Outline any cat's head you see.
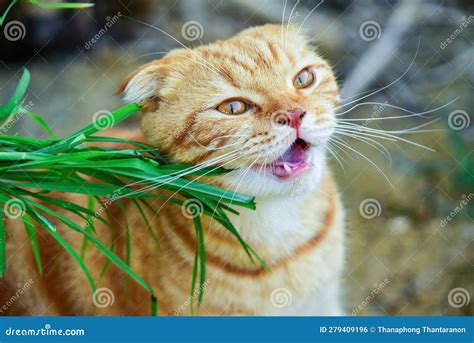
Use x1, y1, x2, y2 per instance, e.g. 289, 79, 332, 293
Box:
118, 24, 339, 197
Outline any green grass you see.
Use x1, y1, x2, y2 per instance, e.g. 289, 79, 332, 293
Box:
0, 69, 266, 315
1, 1, 94, 26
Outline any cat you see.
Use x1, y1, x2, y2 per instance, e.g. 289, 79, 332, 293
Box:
1, 24, 345, 315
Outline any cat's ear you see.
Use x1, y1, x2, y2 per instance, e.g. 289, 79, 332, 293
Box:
117, 62, 166, 111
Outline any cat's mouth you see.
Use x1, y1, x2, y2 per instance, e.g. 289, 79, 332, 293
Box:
257, 138, 312, 179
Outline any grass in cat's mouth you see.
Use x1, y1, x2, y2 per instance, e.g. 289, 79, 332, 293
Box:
260, 138, 312, 179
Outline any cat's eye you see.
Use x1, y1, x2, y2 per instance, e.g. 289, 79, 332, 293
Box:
216, 99, 248, 115
293, 68, 315, 89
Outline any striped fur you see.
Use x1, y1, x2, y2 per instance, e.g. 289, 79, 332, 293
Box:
2, 25, 345, 315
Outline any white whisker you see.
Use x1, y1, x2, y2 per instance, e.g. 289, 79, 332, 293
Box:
337, 37, 421, 110
336, 98, 458, 118
330, 136, 395, 190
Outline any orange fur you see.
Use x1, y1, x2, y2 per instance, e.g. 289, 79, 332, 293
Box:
2, 24, 344, 316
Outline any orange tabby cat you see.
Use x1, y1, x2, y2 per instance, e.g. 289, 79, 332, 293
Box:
2, 24, 344, 315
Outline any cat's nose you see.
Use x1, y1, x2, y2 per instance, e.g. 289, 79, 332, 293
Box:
286, 108, 306, 129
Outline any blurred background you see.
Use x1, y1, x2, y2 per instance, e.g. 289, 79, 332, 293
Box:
0, 0, 472, 315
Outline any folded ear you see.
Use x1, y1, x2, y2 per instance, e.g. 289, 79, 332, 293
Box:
117, 61, 165, 111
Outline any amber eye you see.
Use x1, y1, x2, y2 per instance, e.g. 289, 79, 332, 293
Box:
293, 68, 315, 89
216, 99, 248, 115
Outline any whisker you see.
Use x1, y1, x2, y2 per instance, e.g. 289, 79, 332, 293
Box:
335, 124, 435, 151
297, 0, 324, 33
285, 0, 300, 46
330, 136, 395, 190
281, 0, 288, 26
338, 117, 442, 135
125, 148, 252, 198
119, 148, 243, 192
187, 132, 249, 151
337, 37, 421, 110
336, 98, 458, 118
333, 129, 392, 163
326, 141, 347, 175
123, 15, 224, 77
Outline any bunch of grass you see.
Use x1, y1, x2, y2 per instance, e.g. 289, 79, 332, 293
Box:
0, 69, 264, 314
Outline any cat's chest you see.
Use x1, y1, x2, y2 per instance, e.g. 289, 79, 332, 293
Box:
217, 191, 345, 315
232, 195, 310, 249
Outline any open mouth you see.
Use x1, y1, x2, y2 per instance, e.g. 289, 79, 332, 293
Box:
260, 138, 312, 179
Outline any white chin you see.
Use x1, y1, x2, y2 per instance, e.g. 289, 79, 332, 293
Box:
219, 149, 327, 198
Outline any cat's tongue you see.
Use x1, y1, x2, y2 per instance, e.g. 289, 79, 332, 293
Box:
271, 139, 311, 178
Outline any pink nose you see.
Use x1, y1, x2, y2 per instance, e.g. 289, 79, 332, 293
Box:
286, 108, 306, 129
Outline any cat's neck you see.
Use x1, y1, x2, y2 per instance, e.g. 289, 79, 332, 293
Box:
228, 172, 335, 249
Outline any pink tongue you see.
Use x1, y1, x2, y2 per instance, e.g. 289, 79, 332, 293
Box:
276, 143, 306, 164
271, 142, 310, 178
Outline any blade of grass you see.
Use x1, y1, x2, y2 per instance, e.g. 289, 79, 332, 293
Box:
23, 215, 43, 275
80, 195, 96, 259
24, 111, 56, 138
0, 69, 30, 121
28, 0, 94, 9
24, 198, 154, 294
38, 103, 141, 154
193, 216, 206, 306
0, 209, 5, 277
26, 207, 96, 293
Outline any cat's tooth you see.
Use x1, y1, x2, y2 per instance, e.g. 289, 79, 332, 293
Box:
283, 163, 291, 173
